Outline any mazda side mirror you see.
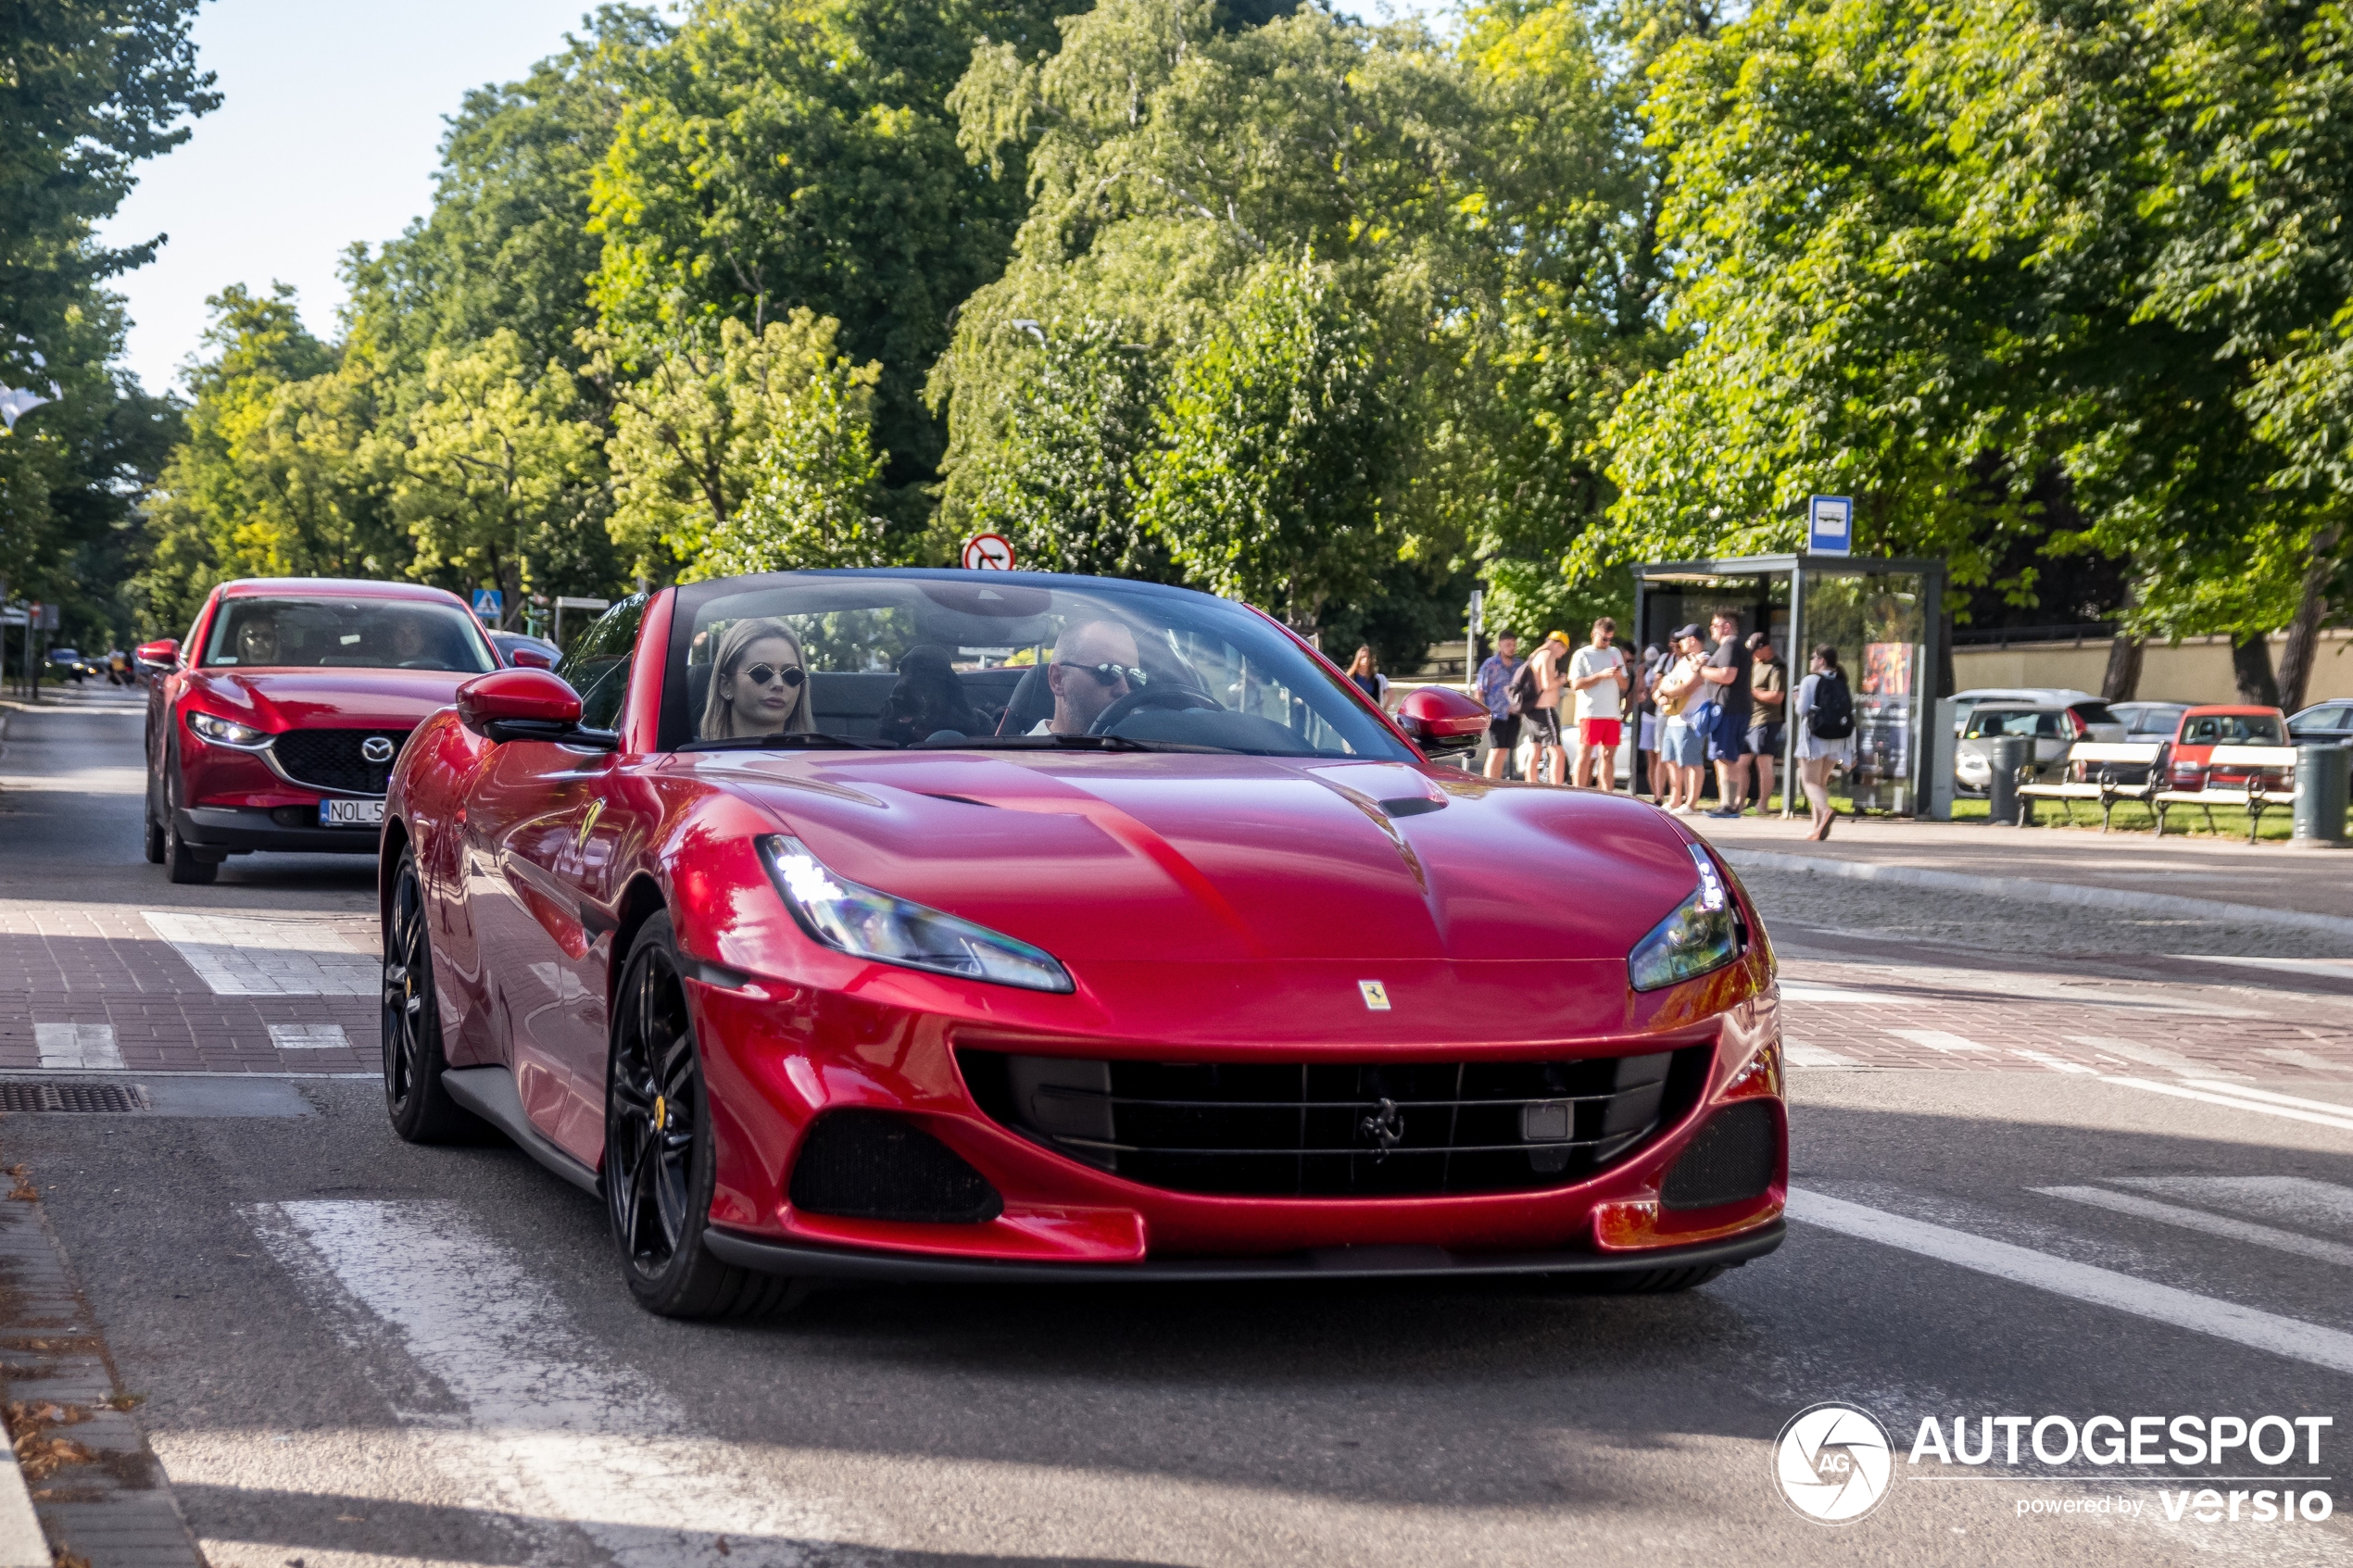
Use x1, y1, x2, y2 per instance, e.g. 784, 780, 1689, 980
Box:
1393, 685, 1490, 757
455, 670, 619, 751
134, 638, 179, 670
507, 646, 555, 670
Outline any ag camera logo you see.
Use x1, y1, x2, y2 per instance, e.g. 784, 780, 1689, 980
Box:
1775, 1402, 1894, 1524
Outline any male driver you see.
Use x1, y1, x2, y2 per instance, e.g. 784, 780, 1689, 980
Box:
1475, 632, 1523, 780
1568, 617, 1629, 790
1696, 611, 1753, 819
1036, 619, 1143, 735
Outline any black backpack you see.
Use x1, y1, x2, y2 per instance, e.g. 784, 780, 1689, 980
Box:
1807, 669, 1854, 739
1506, 657, 1541, 718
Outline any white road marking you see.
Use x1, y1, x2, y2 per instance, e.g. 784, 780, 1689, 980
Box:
1783, 1042, 1862, 1068
1886, 1029, 1988, 1054
2007, 1047, 2095, 1074
266, 1022, 351, 1051
33, 1022, 120, 1071
2064, 1033, 2246, 1078
2101, 1076, 2353, 1133
2033, 1185, 2353, 1268
1778, 982, 1916, 1005
2181, 1080, 2353, 1117
143, 910, 378, 997
2113, 1176, 2353, 1236
2169, 954, 2353, 980
246, 1199, 846, 1565
1786, 1186, 2353, 1375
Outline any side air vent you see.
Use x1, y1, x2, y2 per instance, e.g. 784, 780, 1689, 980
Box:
788, 1110, 1003, 1224
1659, 1101, 1780, 1210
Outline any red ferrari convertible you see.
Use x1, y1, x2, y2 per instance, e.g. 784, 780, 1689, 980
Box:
382, 571, 1785, 1317
140, 579, 500, 884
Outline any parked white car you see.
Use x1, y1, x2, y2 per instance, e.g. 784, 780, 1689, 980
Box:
1952, 687, 2126, 743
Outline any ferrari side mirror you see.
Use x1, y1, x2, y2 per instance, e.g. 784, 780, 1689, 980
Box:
1393, 685, 1490, 757
455, 669, 618, 751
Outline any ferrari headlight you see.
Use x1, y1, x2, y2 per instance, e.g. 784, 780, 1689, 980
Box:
1629, 845, 1740, 992
757, 834, 1074, 993
187, 710, 271, 749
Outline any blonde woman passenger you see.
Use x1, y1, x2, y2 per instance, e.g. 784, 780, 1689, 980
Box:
699, 618, 817, 740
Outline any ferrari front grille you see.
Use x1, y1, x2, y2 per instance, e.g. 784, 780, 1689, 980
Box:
959, 1047, 1712, 1198
789, 1110, 1004, 1224
271, 727, 411, 795
1659, 1100, 1779, 1210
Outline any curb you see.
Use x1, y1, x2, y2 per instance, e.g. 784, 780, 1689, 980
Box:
1719, 847, 2353, 941
0, 1450, 45, 1568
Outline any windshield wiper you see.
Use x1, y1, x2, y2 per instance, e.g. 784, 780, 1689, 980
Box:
913, 733, 1227, 754
679, 733, 896, 752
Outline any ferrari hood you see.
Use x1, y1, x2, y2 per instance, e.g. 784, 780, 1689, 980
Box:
186, 669, 474, 733
693, 751, 1710, 968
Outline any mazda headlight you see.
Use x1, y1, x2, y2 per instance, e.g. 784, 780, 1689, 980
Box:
757, 834, 1073, 993
187, 710, 271, 749
1629, 844, 1740, 992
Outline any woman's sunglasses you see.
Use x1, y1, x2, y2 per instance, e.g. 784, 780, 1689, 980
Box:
737, 663, 806, 689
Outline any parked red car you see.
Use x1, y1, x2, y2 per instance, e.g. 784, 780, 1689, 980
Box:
139, 578, 499, 884
2164, 704, 2293, 793
381, 571, 1786, 1318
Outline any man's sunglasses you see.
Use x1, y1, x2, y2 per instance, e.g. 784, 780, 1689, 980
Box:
736, 662, 806, 688
1055, 661, 1147, 688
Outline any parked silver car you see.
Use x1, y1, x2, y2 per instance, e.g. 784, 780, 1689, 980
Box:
1952, 687, 2127, 743
2288, 700, 2353, 747
1954, 703, 2077, 796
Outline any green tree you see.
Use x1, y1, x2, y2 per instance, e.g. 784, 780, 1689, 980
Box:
588, 0, 1078, 523
1136, 257, 1397, 635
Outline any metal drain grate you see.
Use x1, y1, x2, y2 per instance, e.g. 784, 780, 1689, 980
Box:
0, 1082, 149, 1113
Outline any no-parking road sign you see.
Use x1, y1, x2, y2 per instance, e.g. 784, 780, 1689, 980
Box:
961, 533, 1015, 571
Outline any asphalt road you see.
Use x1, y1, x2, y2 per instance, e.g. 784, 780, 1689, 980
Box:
2, 695, 2348, 1567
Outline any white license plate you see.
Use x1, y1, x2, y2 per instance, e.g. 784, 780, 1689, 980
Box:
321, 798, 385, 827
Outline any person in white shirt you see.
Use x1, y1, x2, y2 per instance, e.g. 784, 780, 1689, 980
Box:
1567, 617, 1629, 791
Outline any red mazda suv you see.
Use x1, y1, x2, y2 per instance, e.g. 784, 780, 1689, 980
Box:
140, 579, 498, 884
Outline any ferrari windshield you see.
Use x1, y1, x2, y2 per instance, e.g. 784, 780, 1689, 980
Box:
202, 597, 496, 673
666, 571, 1413, 759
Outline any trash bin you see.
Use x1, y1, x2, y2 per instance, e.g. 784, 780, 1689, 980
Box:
1987, 734, 2030, 826
2294, 744, 2350, 846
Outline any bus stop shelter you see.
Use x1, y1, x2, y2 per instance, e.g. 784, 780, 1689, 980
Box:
1632, 553, 1946, 817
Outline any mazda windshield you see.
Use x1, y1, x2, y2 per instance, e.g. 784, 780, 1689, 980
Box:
203, 597, 497, 673
665, 571, 1413, 760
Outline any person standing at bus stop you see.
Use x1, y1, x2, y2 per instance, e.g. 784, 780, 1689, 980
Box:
1569, 618, 1629, 791
1697, 611, 1754, 819
1526, 631, 1571, 785
1746, 631, 1786, 814
1475, 632, 1522, 780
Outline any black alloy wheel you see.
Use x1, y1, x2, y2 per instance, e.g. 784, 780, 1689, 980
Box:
382, 848, 479, 1143
160, 760, 215, 885
605, 914, 794, 1319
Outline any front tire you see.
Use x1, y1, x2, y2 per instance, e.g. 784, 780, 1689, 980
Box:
382, 847, 480, 1143
161, 764, 215, 885
605, 914, 793, 1319
143, 809, 165, 865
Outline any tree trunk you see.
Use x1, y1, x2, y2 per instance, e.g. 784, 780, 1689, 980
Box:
2273, 524, 2342, 714
2100, 635, 2144, 702
2231, 633, 2280, 707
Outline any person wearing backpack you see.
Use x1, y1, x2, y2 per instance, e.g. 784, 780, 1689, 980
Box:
1794, 643, 1855, 840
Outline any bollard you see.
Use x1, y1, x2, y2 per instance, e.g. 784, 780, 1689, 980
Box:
2293, 743, 2350, 846
1987, 734, 2029, 825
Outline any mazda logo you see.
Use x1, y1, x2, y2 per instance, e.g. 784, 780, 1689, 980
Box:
361, 736, 396, 764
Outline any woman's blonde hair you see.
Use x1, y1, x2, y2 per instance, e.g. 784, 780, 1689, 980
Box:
699, 617, 815, 739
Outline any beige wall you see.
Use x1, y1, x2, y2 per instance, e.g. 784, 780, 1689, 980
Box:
1953, 628, 2353, 708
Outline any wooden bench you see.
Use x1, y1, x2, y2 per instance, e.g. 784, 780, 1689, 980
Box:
2018, 742, 2164, 831
2153, 744, 2299, 839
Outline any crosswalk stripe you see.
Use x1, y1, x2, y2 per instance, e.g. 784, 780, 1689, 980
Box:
2113, 1175, 2353, 1234
142, 910, 378, 997
2102, 1076, 2353, 1133
1786, 1186, 2353, 1375
2256, 1047, 2351, 1076
1783, 1042, 1862, 1068
246, 1200, 842, 1560
2007, 1047, 2094, 1074
1886, 1029, 1987, 1054
2065, 1034, 2246, 1078
2033, 1185, 2353, 1268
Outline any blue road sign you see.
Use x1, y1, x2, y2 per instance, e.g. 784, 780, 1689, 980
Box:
1807, 495, 1854, 556
472, 588, 503, 621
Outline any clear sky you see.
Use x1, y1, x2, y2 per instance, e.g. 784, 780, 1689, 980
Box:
96, 0, 611, 395
97, 0, 1457, 399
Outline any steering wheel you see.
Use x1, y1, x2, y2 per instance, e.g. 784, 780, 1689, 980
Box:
1089, 686, 1222, 735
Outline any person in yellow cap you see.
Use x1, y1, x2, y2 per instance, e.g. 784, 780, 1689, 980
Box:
1526, 630, 1572, 785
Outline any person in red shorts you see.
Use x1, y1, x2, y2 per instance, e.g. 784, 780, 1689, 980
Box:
1568, 616, 1629, 791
